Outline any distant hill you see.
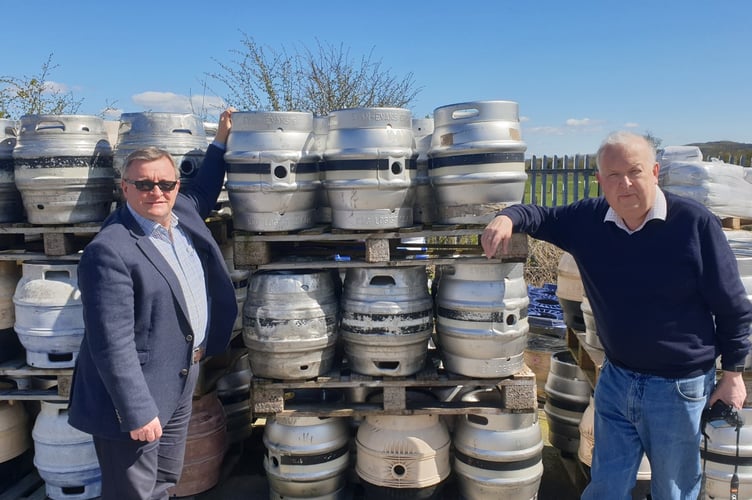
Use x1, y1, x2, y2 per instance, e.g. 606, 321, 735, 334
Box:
685, 141, 752, 165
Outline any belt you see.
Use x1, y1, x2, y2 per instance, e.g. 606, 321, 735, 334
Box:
192, 346, 205, 364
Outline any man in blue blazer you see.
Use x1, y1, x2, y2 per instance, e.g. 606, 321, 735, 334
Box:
68, 109, 238, 499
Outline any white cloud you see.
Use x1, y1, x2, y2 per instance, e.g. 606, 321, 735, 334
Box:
131, 91, 193, 112
42, 80, 70, 94
520, 115, 530, 123
130, 91, 227, 118
525, 125, 566, 136
565, 117, 605, 128
624, 122, 639, 128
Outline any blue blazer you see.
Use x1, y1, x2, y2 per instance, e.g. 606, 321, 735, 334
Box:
68, 144, 237, 439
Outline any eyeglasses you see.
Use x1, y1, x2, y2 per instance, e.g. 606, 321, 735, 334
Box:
124, 179, 179, 192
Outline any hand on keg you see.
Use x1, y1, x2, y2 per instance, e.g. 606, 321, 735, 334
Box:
214, 107, 235, 146
481, 215, 514, 258
130, 416, 163, 442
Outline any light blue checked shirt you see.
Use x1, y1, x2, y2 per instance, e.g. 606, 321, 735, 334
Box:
127, 205, 209, 347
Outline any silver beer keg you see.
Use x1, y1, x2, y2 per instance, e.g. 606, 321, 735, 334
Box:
322, 107, 416, 230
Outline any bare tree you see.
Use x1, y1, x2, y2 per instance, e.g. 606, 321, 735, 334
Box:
206, 33, 421, 114
0, 53, 83, 119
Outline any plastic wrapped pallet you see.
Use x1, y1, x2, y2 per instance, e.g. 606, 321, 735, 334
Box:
658, 154, 752, 219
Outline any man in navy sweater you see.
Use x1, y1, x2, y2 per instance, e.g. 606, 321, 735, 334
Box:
481, 131, 752, 500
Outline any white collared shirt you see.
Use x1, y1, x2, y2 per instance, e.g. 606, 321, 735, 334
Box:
604, 188, 667, 234
126, 205, 209, 347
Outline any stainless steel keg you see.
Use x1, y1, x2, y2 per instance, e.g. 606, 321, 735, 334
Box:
0, 119, 23, 222
264, 415, 350, 499
356, 414, 451, 496
225, 111, 318, 231
32, 401, 101, 499
428, 100, 527, 224
13, 115, 114, 224
310, 115, 331, 224
322, 107, 416, 230
243, 269, 339, 379
702, 407, 752, 500
13, 260, 83, 368
543, 351, 592, 454
434, 262, 529, 378
556, 252, 585, 332
411, 117, 436, 224
114, 112, 207, 194
340, 266, 433, 376
453, 389, 544, 500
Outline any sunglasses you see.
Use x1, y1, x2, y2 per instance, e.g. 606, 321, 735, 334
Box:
124, 179, 179, 192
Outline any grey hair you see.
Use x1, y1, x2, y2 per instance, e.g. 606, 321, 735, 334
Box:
596, 131, 657, 171
122, 147, 180, 178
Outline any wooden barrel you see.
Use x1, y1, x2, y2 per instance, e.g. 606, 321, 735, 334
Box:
168, 392, 228, 497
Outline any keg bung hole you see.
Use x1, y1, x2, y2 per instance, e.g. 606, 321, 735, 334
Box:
392, 464, 407, 477
273, 165, 288, 179
298, 364, 309, 371
390, 161, 403, 175
180, 160, 196, 177
272, 456, 279, 467
37, 204, 45, 210
506, 314, 517, 326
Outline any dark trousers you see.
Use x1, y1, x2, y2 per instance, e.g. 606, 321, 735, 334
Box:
93, 364, 199, 500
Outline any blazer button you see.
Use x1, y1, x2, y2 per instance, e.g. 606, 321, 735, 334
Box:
180, 368, 189, 376
186, 334, 193, 343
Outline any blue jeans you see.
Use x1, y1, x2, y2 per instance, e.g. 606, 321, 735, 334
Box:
581, 358, 715, 500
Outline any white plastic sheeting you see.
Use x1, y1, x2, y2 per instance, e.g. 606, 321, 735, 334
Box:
658, 147, 752, 219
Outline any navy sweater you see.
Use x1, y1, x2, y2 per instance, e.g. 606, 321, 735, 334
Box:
501, 191, 752, 378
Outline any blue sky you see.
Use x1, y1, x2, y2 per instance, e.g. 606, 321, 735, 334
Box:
3, 0, 750, 156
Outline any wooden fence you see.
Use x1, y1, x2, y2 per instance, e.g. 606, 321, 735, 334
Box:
523, 153, 750, 207
524, 154, 601, 206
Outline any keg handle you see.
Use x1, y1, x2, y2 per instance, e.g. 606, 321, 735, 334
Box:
171, 128, 193, 135
449, 107, 481, 121
34, 120, 66, 132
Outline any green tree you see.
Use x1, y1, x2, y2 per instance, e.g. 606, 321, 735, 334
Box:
206, 33, 421, 115
0, 53, 83, 119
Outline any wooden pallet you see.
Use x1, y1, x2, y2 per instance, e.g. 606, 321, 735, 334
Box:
232, 224, 528, 269
0, 359, 72, 401
0, 212, 233, 261
722, 217, 752, 230
0, 222, 100, 257
566, 329, 603, 390
251, 353, 537, 417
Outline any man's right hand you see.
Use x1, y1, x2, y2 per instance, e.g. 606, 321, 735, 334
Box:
481, 215, 514, 258
130, 416, 162, 442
